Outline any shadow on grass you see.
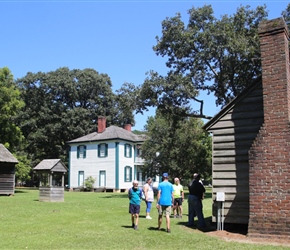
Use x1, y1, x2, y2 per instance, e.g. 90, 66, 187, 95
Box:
14, 190, 29, 194
101, 194, 129, 199
176, 216, 248, 235
147, 226, 166, 232
121, 225, 134, 229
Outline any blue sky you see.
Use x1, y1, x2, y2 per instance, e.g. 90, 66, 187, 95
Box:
1, 0, 289, 130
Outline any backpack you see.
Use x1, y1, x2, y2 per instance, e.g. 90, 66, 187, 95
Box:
129, 187, 145, 200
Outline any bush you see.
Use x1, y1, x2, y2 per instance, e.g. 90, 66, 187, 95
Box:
84, 176, 96, 191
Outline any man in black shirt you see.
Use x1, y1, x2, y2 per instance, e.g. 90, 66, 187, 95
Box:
187, 173, 206, 228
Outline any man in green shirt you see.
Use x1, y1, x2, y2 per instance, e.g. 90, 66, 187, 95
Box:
172, 178, 184, 218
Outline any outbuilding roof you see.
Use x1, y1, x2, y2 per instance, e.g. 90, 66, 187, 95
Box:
34, 159, 68, 172
0, 144, 18, 164
67, 125, 146, 144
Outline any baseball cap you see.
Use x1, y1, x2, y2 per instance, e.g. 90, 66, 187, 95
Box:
162, 173, 168, 178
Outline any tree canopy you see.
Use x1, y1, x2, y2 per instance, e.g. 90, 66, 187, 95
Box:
136, 4, 270, 120
0, 67, 24, 150
16, 67, 134, 165
141, 113, 212, 181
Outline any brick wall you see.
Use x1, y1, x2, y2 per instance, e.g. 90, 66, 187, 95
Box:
248, 18, 290, 238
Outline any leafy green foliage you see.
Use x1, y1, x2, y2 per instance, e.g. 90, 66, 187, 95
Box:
16, 67, 132, 165
141, 113, 212, 181
151, 4, 268, 109
0, 67, 24, 150
14, 153, 31, 183
84, 176, 96, 190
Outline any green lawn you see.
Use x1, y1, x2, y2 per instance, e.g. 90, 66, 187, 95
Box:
0, 188, 287, 250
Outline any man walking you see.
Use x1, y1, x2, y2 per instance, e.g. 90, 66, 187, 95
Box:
156, 173, 174, 233
187, 173, 206, 229
128, 180, 143, 230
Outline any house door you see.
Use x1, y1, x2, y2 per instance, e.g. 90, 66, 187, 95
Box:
78, 171, 84, 186
99, 171, 106, 187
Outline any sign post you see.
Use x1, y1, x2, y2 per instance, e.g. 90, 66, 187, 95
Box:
216, 192, 225, 230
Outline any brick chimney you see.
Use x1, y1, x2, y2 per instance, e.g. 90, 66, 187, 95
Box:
248, 18, 290, 238
98, 116, 106, 133
124, 124, 131, 132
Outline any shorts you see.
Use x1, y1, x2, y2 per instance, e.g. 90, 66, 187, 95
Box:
129, 203, 140, 215
158, 205, 172, 216
174, 198, 183, 206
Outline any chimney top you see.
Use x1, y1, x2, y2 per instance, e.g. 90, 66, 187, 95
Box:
124, 124, 132, 132
98, 116, 106, 133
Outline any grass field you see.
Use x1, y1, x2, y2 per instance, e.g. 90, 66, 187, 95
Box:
0, 188, 287, 250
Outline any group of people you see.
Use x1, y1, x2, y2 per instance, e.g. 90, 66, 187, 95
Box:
128, 172, 206, 232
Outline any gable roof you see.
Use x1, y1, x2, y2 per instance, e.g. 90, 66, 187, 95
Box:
203, 79, 262, 131
33, 159, 68, 172
67, 125, 146, 144
0, 144, 18, 164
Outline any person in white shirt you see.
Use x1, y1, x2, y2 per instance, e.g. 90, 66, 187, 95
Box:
143, 177, 154, 219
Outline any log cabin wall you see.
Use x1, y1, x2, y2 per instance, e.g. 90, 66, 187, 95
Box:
0, 163, 16, 195
205, 82, 264, 224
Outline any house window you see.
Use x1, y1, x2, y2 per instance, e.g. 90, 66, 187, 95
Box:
77, 145, 86, 159
98, 143, 108, 158
78, 171, 84, 186
137, 171, 144, 182
136, 144, 142, 157
124, 166, 132, 182
124, 144, 132, 158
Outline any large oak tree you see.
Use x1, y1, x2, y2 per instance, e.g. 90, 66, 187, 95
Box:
16, 67, 133, 165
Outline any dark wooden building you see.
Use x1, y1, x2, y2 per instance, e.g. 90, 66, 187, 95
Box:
34, 159, 67, 202
204, 18, 290, 238
0, 144, 18, 195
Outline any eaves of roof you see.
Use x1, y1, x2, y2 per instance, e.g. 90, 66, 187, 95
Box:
203, 79, 262, 131
67, 125, 147, 144
0, 144, 18, 164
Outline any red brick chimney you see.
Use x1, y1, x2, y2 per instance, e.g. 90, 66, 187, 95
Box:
124, 124, 131, 132
98, 116, 106, 133
248, 18, 290, 238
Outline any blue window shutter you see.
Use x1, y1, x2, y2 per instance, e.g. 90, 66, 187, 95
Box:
77, 146, 80, 159
83, 145, 86, 158
98, 144, 101, 157
130, 167, 132, 182
105, 144, 108, 157
129, 145, 132, 158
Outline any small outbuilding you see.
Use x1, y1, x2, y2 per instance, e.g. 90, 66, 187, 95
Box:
0, 144, 18, 195
33, 159, 68, 202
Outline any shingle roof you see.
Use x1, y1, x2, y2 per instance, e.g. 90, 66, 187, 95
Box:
34, 159, 67, 172
67, 125, 147, 144
0, 144, 18, 163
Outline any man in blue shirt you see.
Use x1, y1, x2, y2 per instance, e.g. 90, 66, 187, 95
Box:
156, 173, 174, 233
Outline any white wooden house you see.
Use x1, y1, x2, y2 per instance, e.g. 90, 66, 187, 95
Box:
67, 117, 146, 192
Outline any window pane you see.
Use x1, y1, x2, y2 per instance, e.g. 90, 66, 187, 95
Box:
100, 144, 105, 157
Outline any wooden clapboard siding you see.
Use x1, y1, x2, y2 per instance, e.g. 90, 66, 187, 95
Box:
204, 81, 264, 224
0, 144, 17, 195
39, 187, 65, 202
0, 165, 16, 195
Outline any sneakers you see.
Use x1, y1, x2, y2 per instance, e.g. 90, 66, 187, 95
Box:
134, 225, 138, 230
167, 228, 171, 233
146, 216, 152, 219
